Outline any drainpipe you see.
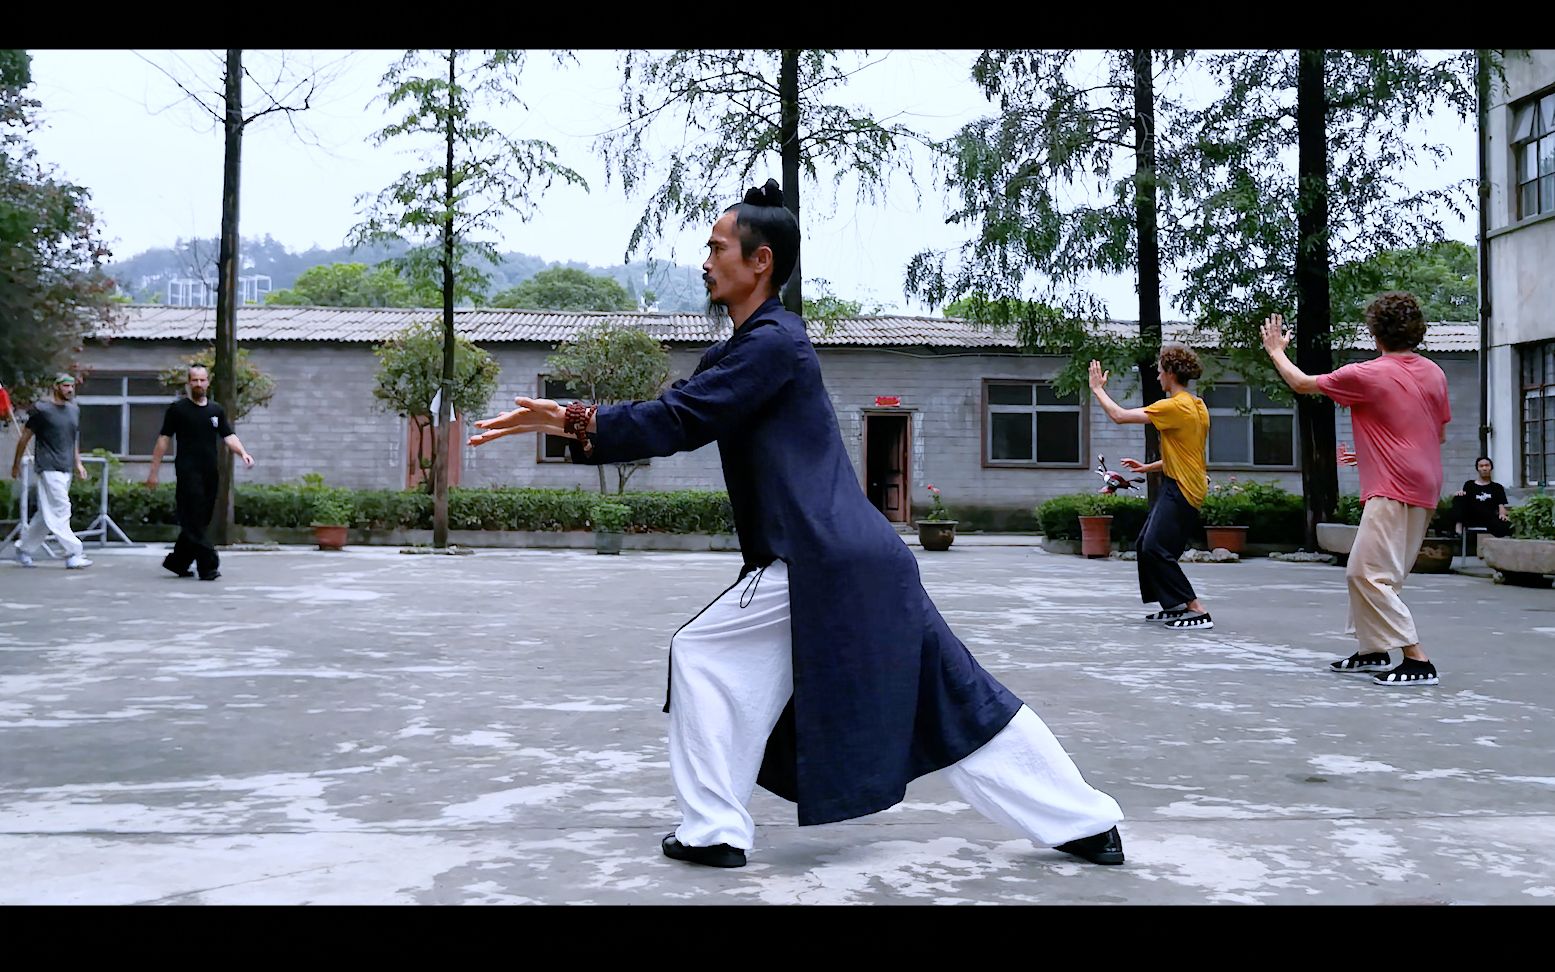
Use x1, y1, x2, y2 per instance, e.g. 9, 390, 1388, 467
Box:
1477, 50, 1493, 461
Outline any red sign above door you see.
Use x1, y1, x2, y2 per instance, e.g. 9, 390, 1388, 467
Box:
874, 396, 901, 407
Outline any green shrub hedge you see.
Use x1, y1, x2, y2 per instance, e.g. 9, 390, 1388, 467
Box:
1510, 493, 1555, 540
16, 477, 735, 534
1034, 492, 1150, 541
1332, 495, 1458, 536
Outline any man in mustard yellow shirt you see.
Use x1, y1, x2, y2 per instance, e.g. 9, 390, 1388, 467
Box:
1088, 345, 1214, 630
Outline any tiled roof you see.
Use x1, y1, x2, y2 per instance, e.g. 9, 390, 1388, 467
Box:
93, 305, 1479, 352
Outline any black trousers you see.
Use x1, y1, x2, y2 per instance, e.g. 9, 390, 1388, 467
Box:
169, 466, 220, 575
1137, 477, 1199, 609
1451, 495, 1511, 539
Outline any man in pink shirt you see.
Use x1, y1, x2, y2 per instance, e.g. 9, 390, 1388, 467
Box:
1261, 292, 1450, 686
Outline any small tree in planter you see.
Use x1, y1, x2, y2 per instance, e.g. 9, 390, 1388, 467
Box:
590, 500, 632, 555
1482, 494, 1555, 587
310, 490, 354, 551
545, 321, 672, 496
917, 483, 957, 551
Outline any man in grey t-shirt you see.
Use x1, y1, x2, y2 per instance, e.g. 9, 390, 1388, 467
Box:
10, 375, 91, 569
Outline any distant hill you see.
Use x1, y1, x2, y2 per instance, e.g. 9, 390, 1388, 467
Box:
105, 235, 709, 312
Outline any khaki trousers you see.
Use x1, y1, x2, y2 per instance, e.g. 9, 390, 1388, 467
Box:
1345, 497, 1431, 653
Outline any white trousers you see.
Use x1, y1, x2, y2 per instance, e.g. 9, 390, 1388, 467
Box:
668, 560, 1124, 850
17, 470, 84, 559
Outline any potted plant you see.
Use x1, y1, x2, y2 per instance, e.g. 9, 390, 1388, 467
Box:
1199, 477, 1249, 554
310, 491, 352, 551
1412, 498, 1460, 574
591, 500, 631, 555
1480, 493, 1555, 587
1077, 496, 1113, 558
916, 484, 958, 551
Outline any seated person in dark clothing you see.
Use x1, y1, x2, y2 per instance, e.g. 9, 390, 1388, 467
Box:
1452, 456, 1511, 544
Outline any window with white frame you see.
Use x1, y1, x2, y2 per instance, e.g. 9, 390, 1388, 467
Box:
1513, 90, 1555, 220
1204, 385, 1295, 467
1520, 341, 1555, 486
76, 371, 177, 458
983, 380, 1083, 466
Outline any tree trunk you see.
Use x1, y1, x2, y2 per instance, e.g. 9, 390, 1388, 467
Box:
1132, 49, 1166, 504
433, 49, 456, 549
210, 48, 242, 547
1295, 49, 1338, 550
779, 49, 802, 314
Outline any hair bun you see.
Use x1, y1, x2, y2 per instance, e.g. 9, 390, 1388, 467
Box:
743, 178, 783, 208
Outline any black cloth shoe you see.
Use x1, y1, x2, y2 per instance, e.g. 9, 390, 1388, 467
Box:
1373, 658, 1439, 686
1055, 826, 1125, 865
1330, 651, 1392, 673
198, 570, 221, 581
162, 556, 194, 578
661, 834, 746, 868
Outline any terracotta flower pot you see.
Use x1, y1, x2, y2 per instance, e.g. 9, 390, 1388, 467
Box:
1078, 515, 1113, 558
1204, 525, 1248, 554
311, 524, 347, 551
917, 520, 958, 551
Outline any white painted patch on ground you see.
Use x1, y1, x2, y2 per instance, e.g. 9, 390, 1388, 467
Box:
1308, 754, 1400, 775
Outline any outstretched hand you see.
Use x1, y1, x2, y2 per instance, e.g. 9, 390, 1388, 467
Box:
1088, 360, 1109, 393
1120, 457, 1145, 472
468, 397, 566, 448
1337, 442, 1358, 467
1261, 313, 1292, 356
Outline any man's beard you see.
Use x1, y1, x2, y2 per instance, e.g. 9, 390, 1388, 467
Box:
703, 296, 730, 327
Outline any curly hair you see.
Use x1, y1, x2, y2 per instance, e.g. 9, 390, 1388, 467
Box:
1157, 343, 1203, 384
1364, 291, 1427, 351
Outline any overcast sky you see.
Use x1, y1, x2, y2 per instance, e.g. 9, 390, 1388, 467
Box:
24, 49, 1479, 318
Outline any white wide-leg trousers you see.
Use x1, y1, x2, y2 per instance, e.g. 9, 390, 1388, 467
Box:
668, 560, 1124, 850
17, 470, 84, 559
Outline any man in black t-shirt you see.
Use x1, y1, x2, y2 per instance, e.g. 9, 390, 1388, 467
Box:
146, 365, 254, 580
1452, 456, 1511, 550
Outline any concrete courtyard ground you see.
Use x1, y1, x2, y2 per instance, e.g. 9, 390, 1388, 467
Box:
3, 540, 1553, 905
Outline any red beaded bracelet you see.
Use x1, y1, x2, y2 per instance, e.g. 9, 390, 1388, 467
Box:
563, 401, 597, 456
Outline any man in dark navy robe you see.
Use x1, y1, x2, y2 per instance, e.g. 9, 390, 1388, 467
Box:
470, 181, 1125, 870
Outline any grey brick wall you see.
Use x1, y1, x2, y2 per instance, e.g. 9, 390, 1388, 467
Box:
70, 339, 1479, 512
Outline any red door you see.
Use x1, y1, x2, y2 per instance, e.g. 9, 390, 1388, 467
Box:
406, 415, 464, 489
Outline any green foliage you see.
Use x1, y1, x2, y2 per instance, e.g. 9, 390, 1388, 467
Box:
372, 319, 501, 421
67, 480, 178, 532
1331, 494, 1457, 536
309, 490, 353, 527
1035, 492, 1150, 542
802, 278, 886, 327
597, 48, 925, 309
1, 53, 119, 390
350, 49, 586, 311
264, 262, 419, 308
1333, 495, 1366, 526
1199, 479, 1305, 542
1176, 50, 1481, 367
588, 500, 632, 533
157, 347, 276, 421
1330, 240, 1477, 325
491, 266, 635, 311
545, 319, 671, 494
1510, 494, 1555, 541
906, 51, 1198, 397
0, 50, 30, 89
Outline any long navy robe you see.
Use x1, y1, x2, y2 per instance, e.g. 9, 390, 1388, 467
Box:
569, 297, 1021, 826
